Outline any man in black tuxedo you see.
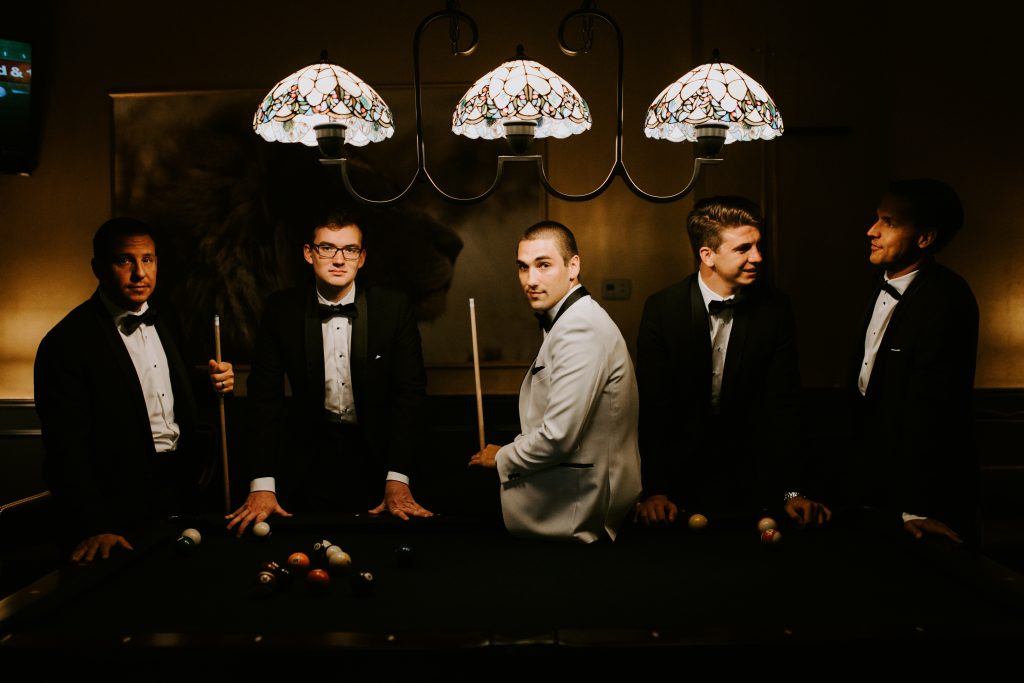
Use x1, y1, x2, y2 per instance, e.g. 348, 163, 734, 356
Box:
226, 214, 431, 533
848, 179, 978, 543
636, 196, 830, 527
34, 217, 234, 562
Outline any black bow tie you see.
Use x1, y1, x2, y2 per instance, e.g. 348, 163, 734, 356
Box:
535, 312, 553, 333
708, 295, 744, 315
120, 307, 158, 334
879, 282, 902, 301
319, 302, 358, 321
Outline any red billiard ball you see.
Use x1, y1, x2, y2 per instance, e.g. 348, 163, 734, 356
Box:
306, 568, 330, 589
288, 552, 310, 570
760, 528, 782, 545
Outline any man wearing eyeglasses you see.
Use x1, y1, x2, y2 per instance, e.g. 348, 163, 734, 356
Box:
227, 214, 431, 533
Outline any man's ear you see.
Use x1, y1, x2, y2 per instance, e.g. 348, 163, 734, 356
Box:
698, 245, 715, 269
916, 230, 937, 250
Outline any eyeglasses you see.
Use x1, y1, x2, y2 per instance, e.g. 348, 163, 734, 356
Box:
309, 243, 363, 260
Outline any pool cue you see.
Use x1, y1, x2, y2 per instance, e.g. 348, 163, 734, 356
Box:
214, 315, 231, 514
469, 299, 486, 453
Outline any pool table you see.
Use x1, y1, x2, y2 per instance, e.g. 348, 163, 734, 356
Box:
2, 508, 1023, 673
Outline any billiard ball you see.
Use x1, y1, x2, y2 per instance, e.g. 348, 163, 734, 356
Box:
252, 522, 271, 538
180, 528, 202, 544
306, 568, 330, 589
257, 570, 277, 591
288, 552, 310, 570
312, 540, 335, 562
328, 550, 352, 573
760, 528, 782, 545
351, 571, 375, 596
757, 517, 777, 533
687, 513, 708, 530
325, 545, 344, 560
175, 536, 197, 554
394, 545, 415, 568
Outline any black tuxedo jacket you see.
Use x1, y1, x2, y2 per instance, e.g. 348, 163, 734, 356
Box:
246, 283, 426, 499
847, 262, 979, 534
34, 292, 201, 542
637, 274, 801, 511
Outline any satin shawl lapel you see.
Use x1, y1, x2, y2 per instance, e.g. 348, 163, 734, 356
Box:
303, 289, 327, 409
720, 294, 751, 406
879, 264, 929, 346
88, 293, 154, 435
155, 315, 197, 430
350, 287, 369, 401
687, 277, 713, 390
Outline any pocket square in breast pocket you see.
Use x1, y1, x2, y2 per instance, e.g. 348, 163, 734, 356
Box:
531, 365, 545, 376
374, 354, 382, 360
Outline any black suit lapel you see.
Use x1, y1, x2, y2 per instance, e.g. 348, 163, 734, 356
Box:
156, 316, 197, 431
88, 294, 157, 446
688, 277, 713, 399
720, 296, 751, 408
303, 289, 327, 410
351, 287, 369, 402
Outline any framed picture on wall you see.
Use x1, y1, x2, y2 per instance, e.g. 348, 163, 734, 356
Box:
111, 86, 546, 376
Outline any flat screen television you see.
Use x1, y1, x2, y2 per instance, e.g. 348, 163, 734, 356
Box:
0, 37, 36, 175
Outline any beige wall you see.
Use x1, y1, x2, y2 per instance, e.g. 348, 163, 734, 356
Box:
2, 0, 1020, 398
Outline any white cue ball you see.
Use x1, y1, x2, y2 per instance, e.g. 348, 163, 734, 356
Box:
181, 528, 202, 544
253, 521, 271, 538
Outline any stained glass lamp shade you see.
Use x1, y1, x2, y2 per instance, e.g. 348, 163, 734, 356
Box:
452, 48, 591, 152
253, 61, 394, 148
644, 60, 783, 145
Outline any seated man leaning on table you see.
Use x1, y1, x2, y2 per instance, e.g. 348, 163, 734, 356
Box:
468, 221, 642, 543
226, 212, 432, 535
34, 217, 234, 563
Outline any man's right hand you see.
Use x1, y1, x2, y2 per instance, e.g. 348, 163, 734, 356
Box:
225, 491, 292, 536
904, 517, 963, 543
635, 495, 679, 526
71, 534, 133, 563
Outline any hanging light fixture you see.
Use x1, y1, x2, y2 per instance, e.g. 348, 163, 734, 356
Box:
253, 2, 783, 205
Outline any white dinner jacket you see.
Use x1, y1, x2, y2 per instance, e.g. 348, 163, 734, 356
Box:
497, 292, 642, 543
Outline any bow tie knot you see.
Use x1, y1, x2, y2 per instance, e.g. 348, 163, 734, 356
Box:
708, 295, 744, 315
121, 307, 158, 334
319, 302, 358, 321
535, 311, 553, 333
879, 282, 902, 301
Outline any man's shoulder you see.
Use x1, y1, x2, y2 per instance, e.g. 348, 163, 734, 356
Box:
646, 275, 696, 305
40, 297, 103, 346
908, 262, 977, 313
363, 283, 414, 308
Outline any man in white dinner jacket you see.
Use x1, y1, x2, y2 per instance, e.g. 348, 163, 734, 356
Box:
469, 221, 641, 543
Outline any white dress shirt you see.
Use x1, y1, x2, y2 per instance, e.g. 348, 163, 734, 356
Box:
99, 290, 179, 452
697, 273, 737, 411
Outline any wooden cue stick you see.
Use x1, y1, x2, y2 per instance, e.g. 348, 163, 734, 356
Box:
469, 299, 486, 453
214, 315, 231, 514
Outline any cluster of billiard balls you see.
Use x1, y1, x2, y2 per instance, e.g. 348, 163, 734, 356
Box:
256, 539, 377, 597
684, 514, 783, 545
176, 528, 202, 552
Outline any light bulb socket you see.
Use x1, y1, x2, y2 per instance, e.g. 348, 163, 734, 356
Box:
695, 122, 728, 158
504, 120, 537, 155
314, 122, 348, 159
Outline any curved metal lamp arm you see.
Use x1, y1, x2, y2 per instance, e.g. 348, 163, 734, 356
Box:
322, 3, 718, 206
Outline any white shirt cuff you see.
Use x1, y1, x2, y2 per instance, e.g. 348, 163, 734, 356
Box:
250, 477, 276, 493
386, 471, 410, 485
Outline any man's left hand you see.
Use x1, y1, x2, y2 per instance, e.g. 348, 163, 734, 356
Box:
208, 359, 234, 395
784, 496, 832, 528
904, 517, 962, 543
369, 480, 433, 521
467, 444, 501, 469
